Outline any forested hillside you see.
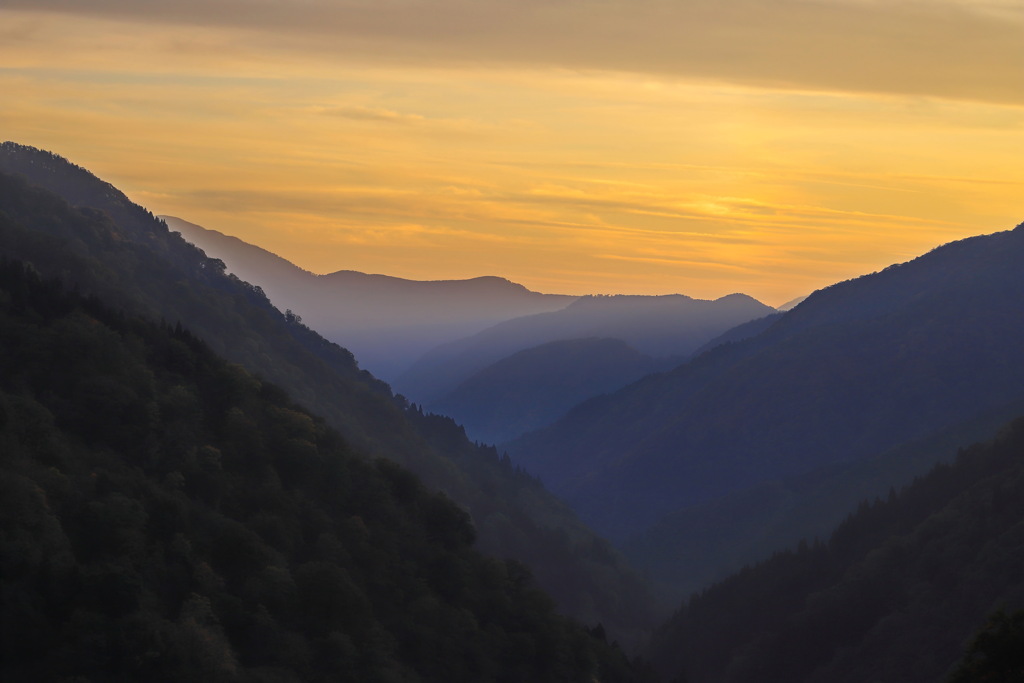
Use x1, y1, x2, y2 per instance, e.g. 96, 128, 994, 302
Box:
647, 416, 1024, 683
0, 259, 653, 682
0, 142, 657, 645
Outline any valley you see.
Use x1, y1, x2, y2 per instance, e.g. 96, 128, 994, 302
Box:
2, 141, 1023, 682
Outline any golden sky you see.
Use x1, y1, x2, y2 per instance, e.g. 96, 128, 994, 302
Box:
1, 0, 1022, 305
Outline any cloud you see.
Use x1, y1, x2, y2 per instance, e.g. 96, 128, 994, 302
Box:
316, 105, 425, 124
5, 0, 1023, 103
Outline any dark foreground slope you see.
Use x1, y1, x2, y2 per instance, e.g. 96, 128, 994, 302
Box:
648, 416, 1024, 683
0, 260, 653, 683
511, 222, 1024, 542
0, 142, 657, 645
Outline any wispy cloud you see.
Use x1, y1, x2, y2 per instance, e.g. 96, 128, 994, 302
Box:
315, 105, 425, 124
4, 0, 1023, 103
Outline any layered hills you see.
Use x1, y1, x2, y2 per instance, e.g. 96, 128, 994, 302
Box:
162, 216, 576, 383
163, 216, 777, 444
0, 255, 652, 682
398, 292, 776, 405
0, 142, 657, 647
510, 222, 1024, 552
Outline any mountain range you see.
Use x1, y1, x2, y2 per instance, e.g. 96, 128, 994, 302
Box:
398, 292, 775, 407
162, 216, 577, 383
164, 215, 778, 443
5, 140, 1024, 682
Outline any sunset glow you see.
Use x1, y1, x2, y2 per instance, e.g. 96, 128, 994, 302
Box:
2, 1, 1022, 305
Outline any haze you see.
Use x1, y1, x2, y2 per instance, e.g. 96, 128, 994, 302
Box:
2, 0, 1022, 305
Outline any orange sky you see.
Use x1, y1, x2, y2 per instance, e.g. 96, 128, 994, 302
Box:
1, 0, 1022, 306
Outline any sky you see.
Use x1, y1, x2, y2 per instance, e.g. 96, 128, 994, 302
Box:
1, 0, 1022, 305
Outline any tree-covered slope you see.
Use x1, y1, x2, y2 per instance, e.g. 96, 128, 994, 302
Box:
431, 337, 668, 445
510, 222, 1024, 542
0, 142, 658, 646
647, 415, 1024, 683
0, 259, 654, 682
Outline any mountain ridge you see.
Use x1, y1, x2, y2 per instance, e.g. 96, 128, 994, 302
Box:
509, 220, 1024, 547
397, 291, 776, 404
161, 215, 577, 381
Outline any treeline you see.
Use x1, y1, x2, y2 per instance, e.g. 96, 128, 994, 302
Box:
0, 259, 655, 682
647, 416, 1024, 682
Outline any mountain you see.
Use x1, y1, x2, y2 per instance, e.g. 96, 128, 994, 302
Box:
397, 293, 777, 404
509, 221, 1024, 546
647, 415, 1024, 683
0, 142, 659, 647
431, 337, 671, 445
0, 258, 653, 682
161, 216, 576, 382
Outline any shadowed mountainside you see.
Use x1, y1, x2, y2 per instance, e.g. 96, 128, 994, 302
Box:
647, 415, 1024, 683
510, 221, 1024, 549
0, 141, 659, 647
0, 258, 655, 683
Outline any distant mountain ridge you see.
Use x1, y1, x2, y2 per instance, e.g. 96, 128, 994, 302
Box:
162, 215, 577, 382
397, 292, 777, 404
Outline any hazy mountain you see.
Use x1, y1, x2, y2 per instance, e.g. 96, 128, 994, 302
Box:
777, 294, 808, 311
0, 141, 659, 646
397, 293, 777, 404
162, 216, 576, 382
431, 337, 671, 445
647, 414, 1024, 683
510, 222, 1024, 545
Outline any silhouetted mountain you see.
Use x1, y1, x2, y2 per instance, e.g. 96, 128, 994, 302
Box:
162, 216, 576, 382
432, 338, 670, 445
0, 259, 654, 682
647, 415, 1024, 683
0, 141, 659, 647
398, 293, 776, 404
510, 221, 1024, 547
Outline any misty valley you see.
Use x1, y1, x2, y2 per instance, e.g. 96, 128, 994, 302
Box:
3, 141, 1024, 682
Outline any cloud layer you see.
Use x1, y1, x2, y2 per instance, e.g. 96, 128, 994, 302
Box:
8, 0, 1024, 102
